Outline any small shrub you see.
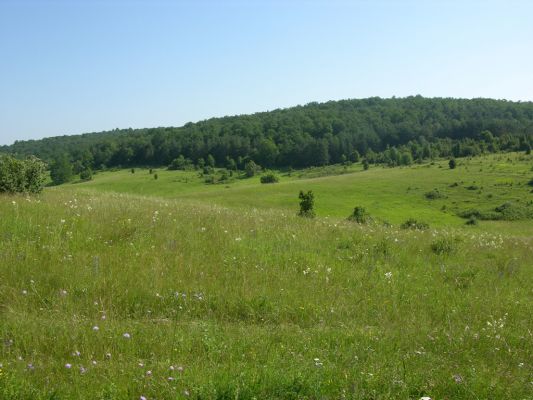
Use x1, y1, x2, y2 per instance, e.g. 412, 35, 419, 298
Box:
431, 236, 460, 255
528, 177, 533, 187
424, 189, 446, 200
79, 168, 93, 181
298, 190, 315, 218
154, 173, 158, 180
260, 173, 279, 184
348, 206, 370, 224
363, 159, 369, 170
465, 216, 478, 225
400, 218, 429, 230
131, 168, 135, 174
449, 159, 456, 169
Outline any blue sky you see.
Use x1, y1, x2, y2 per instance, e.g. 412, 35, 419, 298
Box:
1, 0, 532, 145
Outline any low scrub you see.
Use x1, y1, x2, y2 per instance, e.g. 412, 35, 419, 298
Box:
424, 189, 447, 200
260, 173, 279, 184
400, 218, 429, 230
459, 202, 533, 221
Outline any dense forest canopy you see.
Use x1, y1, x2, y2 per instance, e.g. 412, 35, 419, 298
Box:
2, 96, 533, 171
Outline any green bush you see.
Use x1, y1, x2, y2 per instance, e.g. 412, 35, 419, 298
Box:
0, 155, 46, 194
431, 236, 460, 255
260, 173, 279, 184
298, 190, 315, 218
424, 189, 446, 200
400, 218, 429, 230
348, 206, 370, 224
79, 168, 93, 181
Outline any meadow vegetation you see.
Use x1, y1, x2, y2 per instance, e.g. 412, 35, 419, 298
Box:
0, 152, 532, 399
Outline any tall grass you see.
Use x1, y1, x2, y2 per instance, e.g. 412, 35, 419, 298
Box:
0, 189, 531, 399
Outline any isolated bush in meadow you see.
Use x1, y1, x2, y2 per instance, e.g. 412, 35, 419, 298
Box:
348, 206, 370, 224
245, 160, 260, 177
449, 158, 457, 169
400, 218, 429, 230
154, 173, 158, 180
424, 189, 446, 200
431, 236, 461, 255
260, 173, 279, 184
79, 167, 93, 181
0, 155, 46, 194
363, 159, 369, 170
131, 168, 135, 173
298, 190, 315, 218
528, 177, 533, 186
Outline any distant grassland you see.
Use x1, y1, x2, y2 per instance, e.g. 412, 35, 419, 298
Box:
76, 152, 533, 234
0, 153, 532, 399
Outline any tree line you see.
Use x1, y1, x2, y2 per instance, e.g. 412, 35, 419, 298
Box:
2, 96, 533, 175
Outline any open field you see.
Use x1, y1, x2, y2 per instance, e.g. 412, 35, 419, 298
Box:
77, 153, 533, 234
1, 153, 532, 399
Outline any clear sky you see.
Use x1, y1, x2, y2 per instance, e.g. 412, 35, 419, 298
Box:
1, 0, 532, 145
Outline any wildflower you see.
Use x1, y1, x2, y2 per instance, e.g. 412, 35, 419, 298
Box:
123, 333, 131, 339
235, 237, 242, 241
453, 374, 463, 384
22, 289, 28, 295
140, 396, 147, 400
169, 365, 175, 371
385, 272, 393, 279
177, 366, 184, 372
314, 357, 323, 367
65, 363, 72, 369
72, 350, 81, 357
91, 360, 97, 366
167, 376, 175, 381
27, 363, 35, 371
183, 390, 190, 396
145, 370, 152, 377
60, 289, 68, 296
105, 353, 112, 359
92, 326, 99, 331
79, 365, 87, 374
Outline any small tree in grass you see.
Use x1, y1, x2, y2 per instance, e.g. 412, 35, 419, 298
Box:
348, 206, 369, 224
154, 173, 158, 180
298, 190, 315, 218
260, 172, 279, 184
363, 159, 369, 170
449, 158, 456, 169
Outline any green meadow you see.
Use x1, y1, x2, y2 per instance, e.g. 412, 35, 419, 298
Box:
1, 153, 532, 399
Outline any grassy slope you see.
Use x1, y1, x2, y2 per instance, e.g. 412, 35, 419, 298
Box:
0, 153, 532, 399
78, 153, 533, 234
1, 190, 532, 399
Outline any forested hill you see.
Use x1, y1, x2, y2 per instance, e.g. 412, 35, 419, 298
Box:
2, 96, 533, 170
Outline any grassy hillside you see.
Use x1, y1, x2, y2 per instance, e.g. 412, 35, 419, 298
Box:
0, 153, 532, 399
1, 188, 532, 399
75, 153, 533, 234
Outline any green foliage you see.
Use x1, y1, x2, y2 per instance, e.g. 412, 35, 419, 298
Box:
154, 173, 158, 180
260, 173, 279, 184
431, 235, 461, 255
347, 206, 370, 223
400, 218, 429, 230
363, 159, 369, 170
298, 190, 315, 218
50, 155, 73, 185
79, 167, 93, 181
168, 155, 193, 170
0, 155, 46, 194
459, 202, 533, 221
528, 177, 533, 187
245, 160, 260, 177
424, 189, 446, 200
4, 97, 533, 172
449, 158, 457, 169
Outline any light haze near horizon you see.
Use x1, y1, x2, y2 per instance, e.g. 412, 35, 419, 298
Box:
1, 0, 532, 146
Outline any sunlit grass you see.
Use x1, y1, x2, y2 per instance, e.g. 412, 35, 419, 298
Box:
1, 181, 531, 398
